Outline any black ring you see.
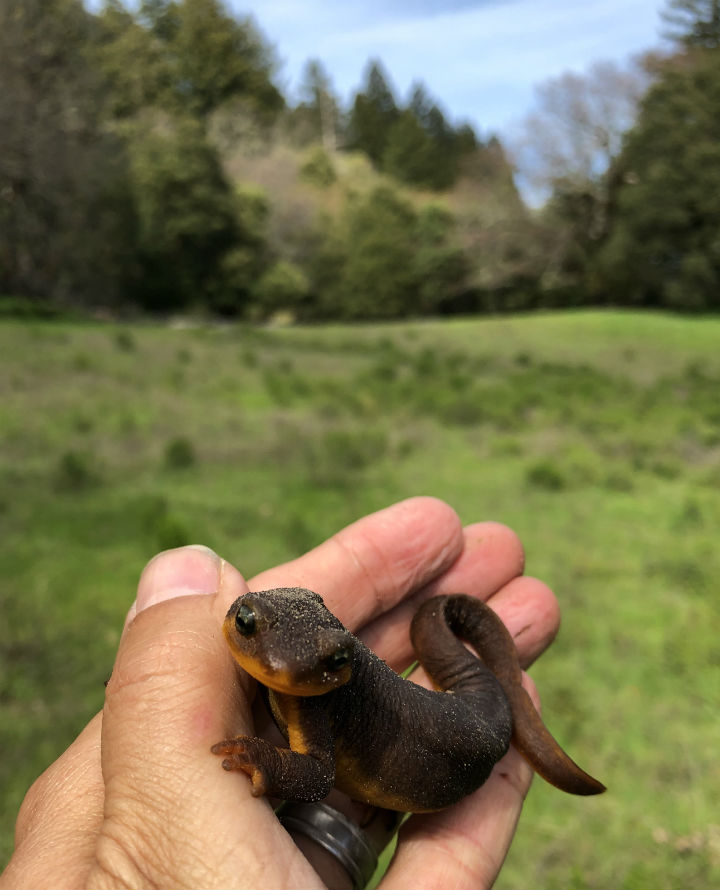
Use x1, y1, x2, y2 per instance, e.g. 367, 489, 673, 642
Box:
276, 801, 378, 889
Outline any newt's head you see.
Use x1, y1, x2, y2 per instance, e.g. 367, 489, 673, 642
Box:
222, 588, 355, 696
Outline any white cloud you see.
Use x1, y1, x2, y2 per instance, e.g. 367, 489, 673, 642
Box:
248, 0, 665, 134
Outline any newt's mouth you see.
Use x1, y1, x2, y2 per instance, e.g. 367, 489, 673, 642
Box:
222, 617, 335, 696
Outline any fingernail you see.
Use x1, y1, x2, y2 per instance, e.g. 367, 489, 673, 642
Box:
129, 545, 223, 621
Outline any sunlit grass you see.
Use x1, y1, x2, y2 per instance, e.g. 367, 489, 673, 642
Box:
1, 311, 719, 888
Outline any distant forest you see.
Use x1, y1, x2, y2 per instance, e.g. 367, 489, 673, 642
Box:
1, 0, 720, 319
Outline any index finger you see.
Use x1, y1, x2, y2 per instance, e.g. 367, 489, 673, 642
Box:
248, 497, 464, 630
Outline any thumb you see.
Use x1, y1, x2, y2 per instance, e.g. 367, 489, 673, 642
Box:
87, 546, 318, 889
2, 546, 242, 890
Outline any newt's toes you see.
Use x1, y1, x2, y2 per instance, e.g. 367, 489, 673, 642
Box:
219, 750, 252, 772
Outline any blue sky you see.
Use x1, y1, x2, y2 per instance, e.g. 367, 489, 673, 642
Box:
235, 0, 668, 139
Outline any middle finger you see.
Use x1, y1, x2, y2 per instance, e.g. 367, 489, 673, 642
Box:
248, 496, 465, 630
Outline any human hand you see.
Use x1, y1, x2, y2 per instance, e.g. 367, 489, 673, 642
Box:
1, 496, 559, 889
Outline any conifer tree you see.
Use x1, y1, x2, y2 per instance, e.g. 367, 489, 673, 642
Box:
597, 48, 720, 309
662, 0, 720, 49
347, 60, 399, 165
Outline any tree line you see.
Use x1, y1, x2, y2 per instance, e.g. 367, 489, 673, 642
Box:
1, 0, 719, 319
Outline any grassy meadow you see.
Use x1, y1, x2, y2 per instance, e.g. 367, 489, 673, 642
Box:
1, 310, 719, 888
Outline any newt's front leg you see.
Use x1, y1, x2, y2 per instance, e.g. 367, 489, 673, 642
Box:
212, 693, 335, 802
211, 736, 334, 800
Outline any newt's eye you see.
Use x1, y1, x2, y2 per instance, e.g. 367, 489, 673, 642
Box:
235, 604, 256, 636
326, 647, 351, 672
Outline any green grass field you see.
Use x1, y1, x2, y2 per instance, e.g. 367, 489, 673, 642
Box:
1, 310, 719, 888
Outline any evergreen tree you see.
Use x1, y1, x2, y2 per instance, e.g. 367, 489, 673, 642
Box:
662, 0, 720, 49
455, 123, 479, 156
293, 59, 340, 150
347, 60, 399, 165
597, 49, 720, 309
382, 110, 436, 187
383, 83, 459, 189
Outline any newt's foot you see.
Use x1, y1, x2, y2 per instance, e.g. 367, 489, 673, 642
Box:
211, 737, 268, 796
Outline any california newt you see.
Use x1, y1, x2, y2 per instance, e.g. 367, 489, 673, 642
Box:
212, 588, 605, 811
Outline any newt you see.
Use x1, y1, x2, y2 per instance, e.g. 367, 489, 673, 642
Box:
212, 587, 605, 811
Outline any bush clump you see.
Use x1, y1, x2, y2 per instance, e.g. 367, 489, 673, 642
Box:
163, 437, 196, 470
54, 450, 100, 492
525, 459, 567, 491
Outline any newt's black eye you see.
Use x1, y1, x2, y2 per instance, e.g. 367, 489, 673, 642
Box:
235, 604, 256, 636
326, 647, 351, 671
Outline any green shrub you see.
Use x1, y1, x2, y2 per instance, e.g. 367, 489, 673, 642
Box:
163, 437, 196, 470
300, 146, 337, 187
113, 329, 136, 352
252, 261, 309, 317
55, 451, 100, 492
525, 459, 567, 491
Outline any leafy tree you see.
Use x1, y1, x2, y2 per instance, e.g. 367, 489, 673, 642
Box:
170, 0, 283, 120
313, 188, 470, 319
126, 116, 260, 312
0, 0, 135, 307
332, 186, 419, 319
515, 60, 651, 202
93, 0, 173, 118
99, 0, 283, 122
513, 59, 652, 301
347, 60, 399, 165
413, 205, 470, 313
662, 0, 720, 48
139, 0, 180, 41
596, 49, 720, 309
301, 217, 348, 319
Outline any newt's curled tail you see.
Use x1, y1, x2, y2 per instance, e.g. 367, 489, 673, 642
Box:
410, 594, 606, 796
